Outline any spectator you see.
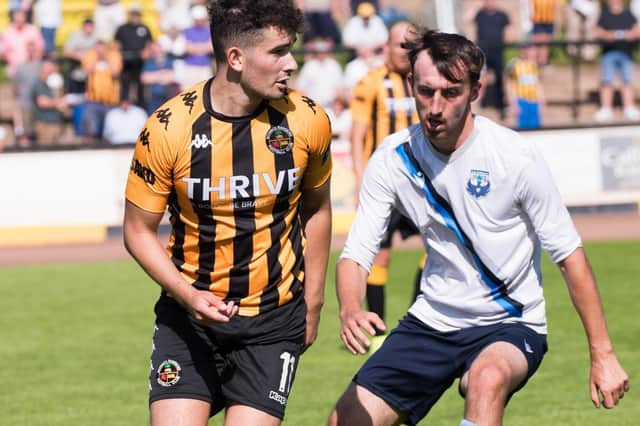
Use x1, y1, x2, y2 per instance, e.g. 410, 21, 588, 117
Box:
506, 38, 546, 129
299, 0, 342, 46
566, 0, 600, 61
326, 87, 352, 147
342, 48, 382, 95
141, 41, 177, 113
155, 0, 192, 32
295, 39, 343, 108
63, 18, 99, 94
595, 0, 640, 123
103, 98, 148, 144
466, 0, 512, 119
32, 59, 68, 145
529, 0, 565, 66
342, 2, 388, 55
33, 0, 62, 56
157, 25, 187, 88
93, 0, 126, 42
0, 9, 44, 78
81, 40, 122, 143
114, 2, 152, 107
11, 42, 42, 147
8, 0, 33, 22
180, 4, 214, 89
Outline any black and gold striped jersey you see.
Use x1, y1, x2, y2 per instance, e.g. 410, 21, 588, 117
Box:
350, 64, 418, 166
530, 0, 561, 25
125, 78, 332, 316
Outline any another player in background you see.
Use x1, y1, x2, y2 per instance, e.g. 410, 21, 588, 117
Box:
350, 21, 425, 348
329, 29, 629, 426
123, 1, 333, 425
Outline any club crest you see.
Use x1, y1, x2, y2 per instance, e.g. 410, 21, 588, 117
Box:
265, 126, 294, 154
156, 359, 181, 387
466, 169, 490, 198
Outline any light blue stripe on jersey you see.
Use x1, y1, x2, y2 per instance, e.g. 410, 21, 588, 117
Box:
396, 144, 523, 317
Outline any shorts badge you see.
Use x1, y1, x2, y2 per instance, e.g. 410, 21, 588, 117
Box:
266, 126, 294, 154
466, 169, 491, 198
156, 359, 181, 387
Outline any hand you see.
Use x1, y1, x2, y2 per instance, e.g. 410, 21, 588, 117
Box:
339, 307, 385, 355
181, 287, 239, 325
590, 351, 630, 409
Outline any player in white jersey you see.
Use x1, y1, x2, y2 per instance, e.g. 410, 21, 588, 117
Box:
328, 29, 629, 426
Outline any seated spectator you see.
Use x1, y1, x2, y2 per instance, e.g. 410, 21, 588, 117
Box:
80, 40, 123, 143
1, 9, 44, 78
566, 0, 600, 61
341, 2, 388, 55
32, 59, 68, 145
34, 0, 62, 56
506, 39, 546, 129
103, 98, 148, 144
141, 41, 177, 113
180, 4, 213, 89
342, 45, 383, 96
594, 0, 640, 123
294, 39, 343, 108
158, 25, 187, 86
63, 18, 99, 94
156, 0, 192, 33
326, 88, 352, 147
11, 42, 42, 147
300, 0, 342, 47
114, 2, 152, 107
94, 0, 126, 42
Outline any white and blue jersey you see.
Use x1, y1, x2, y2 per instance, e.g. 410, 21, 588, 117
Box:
340, 115, 581, 334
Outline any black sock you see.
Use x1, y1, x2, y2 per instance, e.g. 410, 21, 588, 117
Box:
366, 284, 385, 335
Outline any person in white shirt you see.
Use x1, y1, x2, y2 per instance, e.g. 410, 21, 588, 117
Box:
294, 38, 343, 108
103, 98, 147, 144
328, 29, 629, 426
341, 2, 388, 53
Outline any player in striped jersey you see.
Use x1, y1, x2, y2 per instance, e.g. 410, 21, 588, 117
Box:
329, 29, 628, 426
350, 21, 425, 343
123, 1, 332, 424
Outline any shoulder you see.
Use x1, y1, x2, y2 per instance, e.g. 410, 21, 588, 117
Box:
272, 90, 330, 122
475, 115, 538, 160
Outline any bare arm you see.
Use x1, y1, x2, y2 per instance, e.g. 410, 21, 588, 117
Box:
299, 179, 332, 351
350, 120, 367, 205
336, 257, 386, 355
558, 247, 630, 408
123, 200, 237, 323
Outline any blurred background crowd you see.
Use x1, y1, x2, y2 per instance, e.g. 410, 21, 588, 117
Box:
2, 0, 640, 150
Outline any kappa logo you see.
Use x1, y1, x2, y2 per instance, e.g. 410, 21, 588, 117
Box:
191, 134, 212, 149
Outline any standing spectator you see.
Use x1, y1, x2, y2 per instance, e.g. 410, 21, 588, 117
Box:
342, 2, 388, 55
466, 0, 512, 119
155, 0, 192, 32
180, 4, 214, 89
529, 0, 565, 66
0, 9, 44, 78
157, 25, 187, 89
81, 40, 122, 143
11, 42, 42, 147
506, 39, 546, 129
141, 41, 177, 113
295, 39, 343, 108
63, 18, 99, 94
103, 98, 148, 144
299, 0, 342, 46
32, 59, 68, 145
93, 0, 126, 42
595, 0, 640, 123
114, 2, 152, 107
566, 0, 600, 61
34, 0, 62, 56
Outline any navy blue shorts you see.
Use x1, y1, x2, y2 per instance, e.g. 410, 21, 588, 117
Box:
532, 23, 554, 35
354, 314, 547, 426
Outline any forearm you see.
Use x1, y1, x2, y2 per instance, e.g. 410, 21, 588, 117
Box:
301, 200, 332, 314
350, 122, 367, 186
336, 258, 368, 317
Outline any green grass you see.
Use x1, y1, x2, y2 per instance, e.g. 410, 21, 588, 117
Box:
1, 242, 638, 425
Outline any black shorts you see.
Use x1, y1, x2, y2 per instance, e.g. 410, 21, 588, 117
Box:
149, 294, 306, 420
380, 208, 420, 249
355, 314, 547, 426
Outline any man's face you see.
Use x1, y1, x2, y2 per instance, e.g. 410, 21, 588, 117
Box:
410, 50, 478, 149
239, 26, 298, 101
387, 23, 412, 74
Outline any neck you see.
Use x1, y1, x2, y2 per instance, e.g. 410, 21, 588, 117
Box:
209, 67, 263, 117
428, 109, 475, 155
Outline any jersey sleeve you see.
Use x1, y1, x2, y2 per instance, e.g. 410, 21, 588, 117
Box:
517, 142, 582, 263
350, 70, 378, 125
124, 112, 176, 213
301, 102, 333, 190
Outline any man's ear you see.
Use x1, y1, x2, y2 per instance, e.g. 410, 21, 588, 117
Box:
470, 82, 481, 102
227, 47, 244, 72
407, 73, 414, 96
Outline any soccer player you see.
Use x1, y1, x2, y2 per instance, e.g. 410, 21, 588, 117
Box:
329, 29, 629, 426
350, 20, 425, 345
123, 1, 333, 425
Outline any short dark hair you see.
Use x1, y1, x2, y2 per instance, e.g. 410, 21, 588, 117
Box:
208, 0, 305, 64
402, 29, 485, 86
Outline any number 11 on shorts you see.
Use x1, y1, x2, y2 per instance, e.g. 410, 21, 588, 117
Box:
278, 352, 296, 393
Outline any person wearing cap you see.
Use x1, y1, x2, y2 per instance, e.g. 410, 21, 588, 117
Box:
93, 0, 126, 42
114, 3, 152, 108
179, 4, 214, 90
342, 2, 389, 54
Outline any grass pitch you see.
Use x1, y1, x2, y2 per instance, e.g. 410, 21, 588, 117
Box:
0, 241, 638, 425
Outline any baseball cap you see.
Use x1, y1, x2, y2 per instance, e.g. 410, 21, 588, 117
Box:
191, 5, 208, 21
357, 2, 376, 18
128, 2, 143, 13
